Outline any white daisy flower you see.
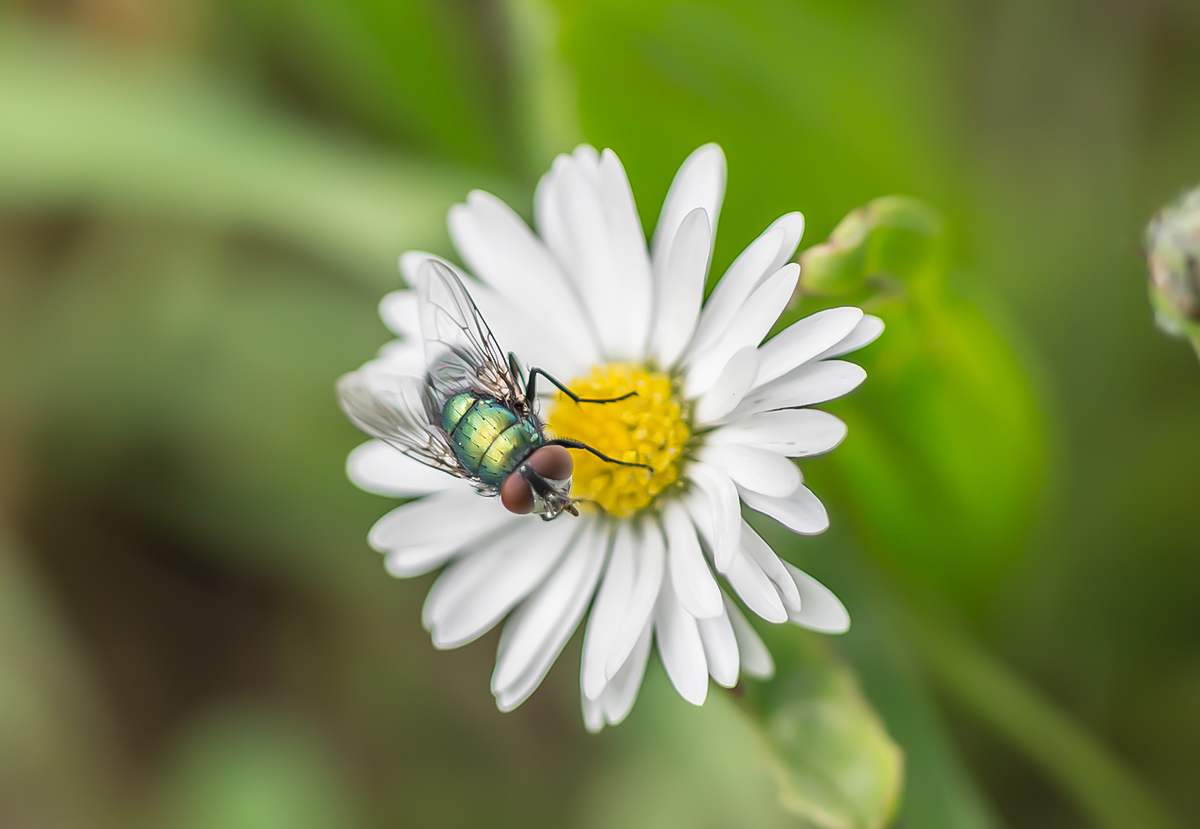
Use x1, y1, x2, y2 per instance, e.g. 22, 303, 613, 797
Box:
341, 144, 882, 731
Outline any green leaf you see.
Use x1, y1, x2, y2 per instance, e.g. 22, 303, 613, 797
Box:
794, 197, 1046, 600
0, 27, 513, 287
741, 633, 904, 829
791, 539, 1004, 829
575, 668, 805, 829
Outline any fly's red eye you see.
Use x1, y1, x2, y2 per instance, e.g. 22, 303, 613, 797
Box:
500, 473, 534, 514
528, 445, 573, 481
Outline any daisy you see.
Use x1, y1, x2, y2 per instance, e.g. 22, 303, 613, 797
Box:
341, 144, 882, 731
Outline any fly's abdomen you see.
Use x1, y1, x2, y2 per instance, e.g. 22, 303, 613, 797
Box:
443, 393, 541, 487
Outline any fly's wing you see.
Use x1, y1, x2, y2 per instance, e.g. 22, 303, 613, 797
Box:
416, 260, 525, 407
337, 370, 468, 480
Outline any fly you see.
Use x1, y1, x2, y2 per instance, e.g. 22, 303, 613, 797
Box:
337, 260, 651, 520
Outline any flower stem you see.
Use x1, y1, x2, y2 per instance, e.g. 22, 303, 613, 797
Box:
911, 611, 1180, 829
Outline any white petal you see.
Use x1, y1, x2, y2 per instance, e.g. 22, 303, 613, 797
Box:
379, 495, 515, 578
684, 463, 742, 572
813, 314, 885, 361
741, 521, 802, 613
728, 361, 866, 420
709, 410, 847, 457
761, 213, 805, 274
581, 523, 636, 700
423, 519, 577, 649
664, 501, 723, 620
604, 523, 665, 678
651, 144, 726, 275
383, 546, 459, 579
399, 249, 453, 288
688, 212, 804, 360
492, 522, 608, 710
700, 444, 800, 498
684, 264, 800, 397
372, 341, 426, 377
347, 440, 457, 498
693, 346, 758, 425
448, 190, 598, 367
582, 694, 604, 734
754, 307, 863, 386
534, 158, 573, 274
368, 488, 510, 553
650, 207, 711, 367
783, 563, 850, 634
600, 621, 653, 728
653, 575, 709, 705
724, 593, 775, 679
598, 149, 655, 352
739, 485, 830, 535
379, 290, 421, 339
697, 605, 739, 688
554, 156, 649, 358
573, 143, 601, 181
723, 545, 788, 623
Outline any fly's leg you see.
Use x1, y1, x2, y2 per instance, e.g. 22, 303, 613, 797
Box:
508, 352, 525, 386
542, 439, 654, 473
517, 358, 637, 405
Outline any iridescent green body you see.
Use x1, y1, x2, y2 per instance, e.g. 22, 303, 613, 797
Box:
442, 392, 543, 487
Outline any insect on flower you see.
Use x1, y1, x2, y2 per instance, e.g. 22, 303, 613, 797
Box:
337, 260, 652, 520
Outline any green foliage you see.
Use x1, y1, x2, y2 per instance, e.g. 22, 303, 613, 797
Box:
741, 633, 902, 829
796, 197, 1045, 600
576, 669, 803, 829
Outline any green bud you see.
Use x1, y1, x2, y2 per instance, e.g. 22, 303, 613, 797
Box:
1145, 187, 1200, 341
797, 206, 873, 295
797, 196, 943, 299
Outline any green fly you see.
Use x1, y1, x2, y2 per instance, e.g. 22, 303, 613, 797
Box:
337, 260, 650, 520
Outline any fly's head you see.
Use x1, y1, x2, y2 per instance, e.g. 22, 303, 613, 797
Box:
500, 445, 578, 520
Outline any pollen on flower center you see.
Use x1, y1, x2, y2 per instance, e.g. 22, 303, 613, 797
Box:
545, 364, 690, 518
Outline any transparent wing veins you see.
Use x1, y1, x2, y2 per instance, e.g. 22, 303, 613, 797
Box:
337, 371, 467, 479
417, 260, 526, 410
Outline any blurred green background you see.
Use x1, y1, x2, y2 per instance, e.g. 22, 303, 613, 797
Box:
1, 0, 1198, 827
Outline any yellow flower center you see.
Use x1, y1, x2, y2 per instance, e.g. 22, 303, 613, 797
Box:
545, 364, 691, 518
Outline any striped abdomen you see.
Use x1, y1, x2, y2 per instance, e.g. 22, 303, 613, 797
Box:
442, 393, 543, 487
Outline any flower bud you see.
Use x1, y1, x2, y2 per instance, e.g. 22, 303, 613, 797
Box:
1145, 187, 1200, 337
797, 196, 943, 299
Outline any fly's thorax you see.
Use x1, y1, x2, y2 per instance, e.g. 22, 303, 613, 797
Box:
441, 392, 478, 434
442, 392, 544, 487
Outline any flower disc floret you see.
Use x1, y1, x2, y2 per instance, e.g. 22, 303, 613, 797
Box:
546, 364, 690, 517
